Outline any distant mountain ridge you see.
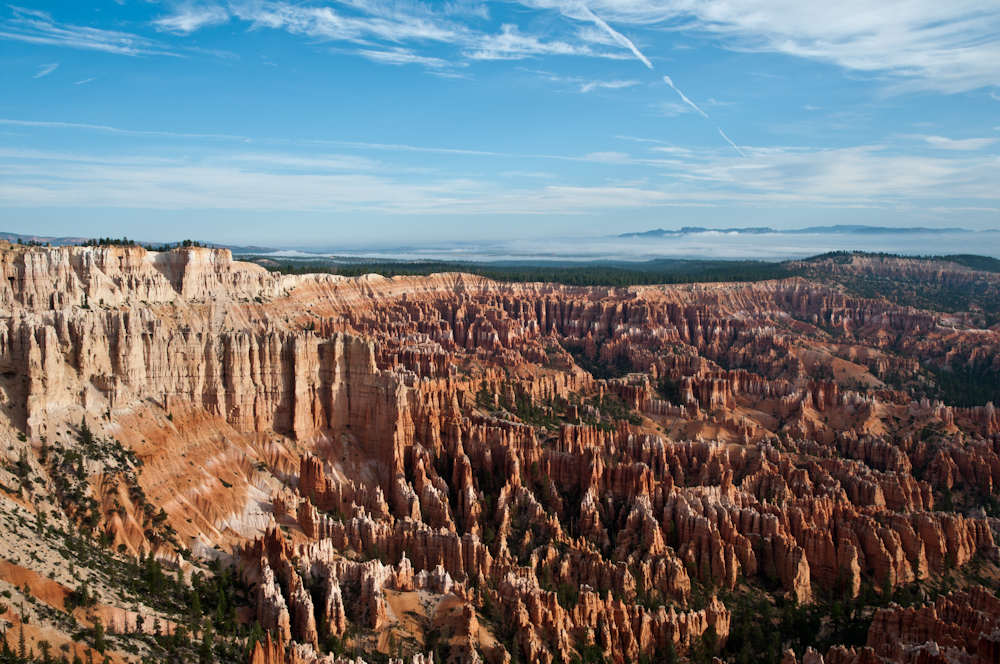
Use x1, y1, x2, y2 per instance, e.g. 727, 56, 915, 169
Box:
618, 225, 973, 238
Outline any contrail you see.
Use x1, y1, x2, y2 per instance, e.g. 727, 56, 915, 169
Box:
570, 8, 746, 157
717, 128, 747, 158
663, 76, 746, 157
579, 6, 653, 69
663, 76, 708, 118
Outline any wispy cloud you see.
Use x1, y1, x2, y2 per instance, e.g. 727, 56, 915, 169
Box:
580, 79, 639, 92
651, 101, 696, 116
157, 1, 638, 66
74, 78, 95, 85
521, 68, 639, 93
500, 171, 557, 179
0, 118, 248, 141
356, 47, 450, 68
229, 1, 463, 45
32, 63, 58, 78
466, 24, 594, 60
1, 6, 174, 56
649, 146, 694, 155
216, 152, 383, 172
670, 145, 1000, 202
518, 0, 1000, 93
0, 117, 575, 160
582, 151, 631, 163
0, 147, 663, 214
902, 134, 998, 150
11, 118, 997, 207
185, 45, 240, 59
227, 1, 612, 63
15, 1, 996, 95
154, 3, 228, 34
1, 141, 998, 217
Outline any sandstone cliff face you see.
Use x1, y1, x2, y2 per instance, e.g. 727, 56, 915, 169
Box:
1, 244, 282, 314
7, 246, 1000, 664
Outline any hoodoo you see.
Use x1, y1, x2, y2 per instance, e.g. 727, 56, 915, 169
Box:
3, 244, 1000, 664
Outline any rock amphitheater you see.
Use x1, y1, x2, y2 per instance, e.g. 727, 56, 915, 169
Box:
2, 243, 1000, 664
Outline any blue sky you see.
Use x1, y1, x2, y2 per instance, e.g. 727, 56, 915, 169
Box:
1, 0, 999, 248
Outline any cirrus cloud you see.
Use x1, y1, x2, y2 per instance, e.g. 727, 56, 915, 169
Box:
154, 3, 229, 34
518, 0, 1000, 92
1, 5, 174, 56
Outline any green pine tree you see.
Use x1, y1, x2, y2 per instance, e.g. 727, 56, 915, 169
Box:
191, 591, 203, 620
79, 418, 93, 448
93, 617, 106, 654
200, 620, 215, 664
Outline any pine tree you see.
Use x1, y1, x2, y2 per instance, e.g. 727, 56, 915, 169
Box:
200, 620, 215, 664
93, 617, 106, 654
79, 417, 93, 448
191, 591, 203, 620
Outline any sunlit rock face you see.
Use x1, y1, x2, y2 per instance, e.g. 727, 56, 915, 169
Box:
5, 243, 1000, 664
